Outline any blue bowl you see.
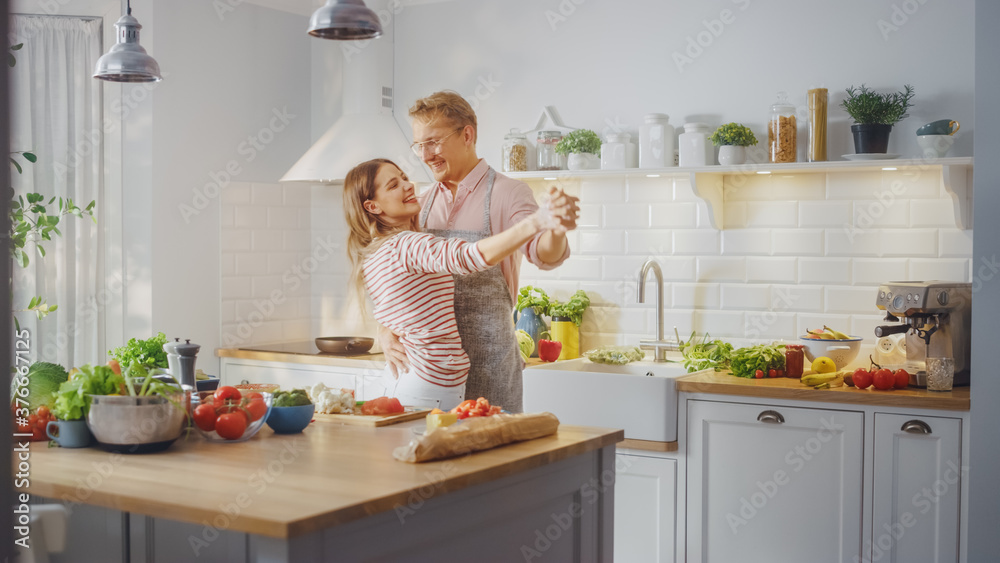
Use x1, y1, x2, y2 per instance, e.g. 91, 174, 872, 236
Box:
265, 404, 315, 434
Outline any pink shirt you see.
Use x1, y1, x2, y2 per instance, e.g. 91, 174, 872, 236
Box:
417, 159, 570, 306
363, 231, 491, 387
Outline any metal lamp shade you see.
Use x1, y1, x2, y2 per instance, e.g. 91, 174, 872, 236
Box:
93, 13, 162, 83
308, 0, 383, 40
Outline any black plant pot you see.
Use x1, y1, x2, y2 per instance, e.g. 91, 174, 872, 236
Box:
851, 124, 893, 154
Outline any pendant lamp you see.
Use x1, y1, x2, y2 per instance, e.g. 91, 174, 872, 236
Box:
93, 0, 162, 83
308, 0, 383, 40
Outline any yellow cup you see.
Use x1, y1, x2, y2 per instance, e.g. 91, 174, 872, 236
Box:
550, 318, 579, 360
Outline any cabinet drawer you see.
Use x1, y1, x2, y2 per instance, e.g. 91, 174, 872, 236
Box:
221, 360, 361, 393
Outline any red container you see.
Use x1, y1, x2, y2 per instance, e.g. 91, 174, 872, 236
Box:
785, 345, 805, 378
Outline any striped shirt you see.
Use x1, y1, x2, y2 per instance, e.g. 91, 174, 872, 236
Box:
363, 231, 491, 387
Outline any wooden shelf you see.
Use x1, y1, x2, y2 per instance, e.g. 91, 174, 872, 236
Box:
510, 157, 974, 230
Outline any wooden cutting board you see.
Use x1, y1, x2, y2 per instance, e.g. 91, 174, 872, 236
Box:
313, 407, 431, 427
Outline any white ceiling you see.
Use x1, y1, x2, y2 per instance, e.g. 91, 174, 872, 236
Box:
242, 0, 459, 17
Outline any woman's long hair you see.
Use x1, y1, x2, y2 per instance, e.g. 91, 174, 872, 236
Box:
343, 159, 420, 314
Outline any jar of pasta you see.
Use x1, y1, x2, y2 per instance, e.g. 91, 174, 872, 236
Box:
502, 128, 528, 172
768, 92, 796, 163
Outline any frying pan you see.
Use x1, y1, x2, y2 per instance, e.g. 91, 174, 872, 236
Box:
315, 336, 375, 355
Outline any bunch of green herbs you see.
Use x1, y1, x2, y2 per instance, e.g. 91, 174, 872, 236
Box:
730, 343, 787, 379
548, 290, 591, 327
109, 332, 169, 368
710, 123, 758, 147
516, 286, 550, 315
678, 332, 734, 373
554, 129, 602, 156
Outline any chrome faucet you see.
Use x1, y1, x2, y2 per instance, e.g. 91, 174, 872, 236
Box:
637, 259, 678, 362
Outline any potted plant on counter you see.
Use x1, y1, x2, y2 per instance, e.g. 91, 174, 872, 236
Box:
555, 129, 601, 171
710, 122, 758, 165
547, 290, 591, 361
515, 286, 550, 357
841, 83, 915, 154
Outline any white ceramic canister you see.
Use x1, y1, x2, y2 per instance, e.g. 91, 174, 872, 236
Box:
601, 133, 628, 170
678, 122, 712, 167
639, 113, 675, 168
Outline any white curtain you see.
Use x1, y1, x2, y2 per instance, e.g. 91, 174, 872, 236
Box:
9, 15, 103, 368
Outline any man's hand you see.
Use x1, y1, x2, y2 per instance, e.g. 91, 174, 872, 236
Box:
546, 185, 579, 232
376, 324, 407, 379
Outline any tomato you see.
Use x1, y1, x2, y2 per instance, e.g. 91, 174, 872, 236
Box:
893, 369, 910, 389
244, 391, 263, 401
37, 405, 50, 419
755, 369, 764, 379
214, 386, 242, 404
777, 369, 785, 377
360, 396, 405, 416
768, 369, 777, 378
245, 397, 267, 422
852, 368, 873, 389
193, 404, 217, 432
215, 412, 248, 440
872, 368, 895, 391
216, 403, 249, 425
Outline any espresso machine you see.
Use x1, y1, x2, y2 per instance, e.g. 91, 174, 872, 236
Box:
874, 281, 972, 387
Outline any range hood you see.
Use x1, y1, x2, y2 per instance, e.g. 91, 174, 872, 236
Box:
280, 12, 428, 184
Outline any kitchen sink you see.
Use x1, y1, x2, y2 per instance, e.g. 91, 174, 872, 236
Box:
522, 358, 703, 442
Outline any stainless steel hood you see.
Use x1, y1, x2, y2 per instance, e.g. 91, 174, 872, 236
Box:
280, 9, 428, 184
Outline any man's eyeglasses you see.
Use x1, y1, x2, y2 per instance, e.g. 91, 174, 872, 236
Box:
410, 127, 463, 156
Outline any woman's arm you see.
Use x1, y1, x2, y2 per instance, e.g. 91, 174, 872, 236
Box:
477, 196, 574, 265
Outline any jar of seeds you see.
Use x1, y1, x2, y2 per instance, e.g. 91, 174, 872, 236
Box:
502, 128, 528, 172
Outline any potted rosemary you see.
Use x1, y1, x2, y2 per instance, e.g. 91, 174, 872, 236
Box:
555, 129, 601, 171
710, 123, 758, 166
841, 84, 915, 154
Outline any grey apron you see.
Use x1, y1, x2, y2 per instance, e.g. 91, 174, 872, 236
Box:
419, 168, 524, 413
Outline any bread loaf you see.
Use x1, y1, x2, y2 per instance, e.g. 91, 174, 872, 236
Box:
393, 412, 559, 463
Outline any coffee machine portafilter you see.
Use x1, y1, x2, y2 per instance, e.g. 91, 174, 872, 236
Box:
874, 281, 971, 387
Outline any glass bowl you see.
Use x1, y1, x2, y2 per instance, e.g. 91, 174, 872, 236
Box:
192, 390, 272, 443
265, 403, 315, 434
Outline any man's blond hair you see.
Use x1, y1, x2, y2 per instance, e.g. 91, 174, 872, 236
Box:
409, 90, 478, 142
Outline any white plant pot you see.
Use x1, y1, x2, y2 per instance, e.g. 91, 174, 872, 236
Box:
717, 145, 746, 166
567, 152, 600, 171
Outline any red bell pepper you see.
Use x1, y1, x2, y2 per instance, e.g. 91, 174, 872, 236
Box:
537, 339, 563, 362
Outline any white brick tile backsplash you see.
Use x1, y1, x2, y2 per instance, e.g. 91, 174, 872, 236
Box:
251, 229, 285, 252
221, 254, 235, 277
221, 205, 234, 228
696, 202, 715, 229
268, 207, 300, 229
909, 258, 970, 282
825, 286, 875, 313
247, 322, 284, 346
852, 258, 908, 285
284, 229, 311, 251
578, 230, 624, 254
221, 277, 252, 299
774, 284, 823, 312
234, 206, 268, 228
826, 229, 879, 257
673, 230, 719, 255
721, 230, 771, 255
672, 177, 699, 202
282, 185, 310, 206
723, 201, 747, 228
604, 204, 649, 228
692, 310, 745, 339
251, 184, 283, 206
771, 173, 826, 200
697, 257, 746, 281
583, 306, 648, 335
852, 198, 910, 228
745, 311, 796, 340
580, 178, 625, 203
940, 230, 973, 257
282, 321, 312, 342
799, 200, 851, 227
851, 315, 887, 343
627, 176, 673, 203
578, 281, 627, 306
235, 253, 269, 276
910, 199, 958, 227
722, 174, 770, 201
552, 257, 603, 281
268, 252, 304, 275
578, 204, 602, 228
252, 275, 283, 299
626, 230, 672, 255
826, 171, 884, 199
222, 182, 251, 205
882, 229, 937, 256
220, 300, 236, 323
746, 201, 798, 227
883, 169, 941, 199
673, 283, 719, 309
799, 258, 851, 284
650, 202, 699, 228
221, 229, 251, 251
772, 229, 823, 255
720, 283, 771, 310
747, 256, 797, 283
663, 309, 696, 335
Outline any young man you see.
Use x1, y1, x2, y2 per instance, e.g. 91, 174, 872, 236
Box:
377, 90, 579, 413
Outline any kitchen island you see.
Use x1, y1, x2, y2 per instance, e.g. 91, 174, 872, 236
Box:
21, 417, 622, 562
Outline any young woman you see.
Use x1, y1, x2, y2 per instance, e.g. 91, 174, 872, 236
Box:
343, 158, 571, 410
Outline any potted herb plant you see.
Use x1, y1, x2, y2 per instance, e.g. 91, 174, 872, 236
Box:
515, 286, 550, 357
710, 123, 758, 166
840, 84, 915, 154
555, 129, 602, 171
547, 290, 590, 360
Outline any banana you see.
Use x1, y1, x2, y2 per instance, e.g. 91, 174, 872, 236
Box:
801, 370, 844, 387
824, 325, 850, 340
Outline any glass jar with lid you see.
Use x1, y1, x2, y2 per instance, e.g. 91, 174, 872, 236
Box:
536, 130, 563, 170
502, 128, 528, 172
768, 92, 797, 163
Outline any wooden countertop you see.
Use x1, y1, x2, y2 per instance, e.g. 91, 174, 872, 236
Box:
22, 420, 622, 539
676, 370, 970, 411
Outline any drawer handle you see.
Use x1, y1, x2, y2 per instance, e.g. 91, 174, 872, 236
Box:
757, 410, 785, 424
901, 420, 932, 434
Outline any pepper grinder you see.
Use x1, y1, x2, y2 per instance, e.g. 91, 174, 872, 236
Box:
164, 338, 201, 388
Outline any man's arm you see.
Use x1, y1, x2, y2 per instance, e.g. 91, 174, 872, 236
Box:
534, 186, 578, 264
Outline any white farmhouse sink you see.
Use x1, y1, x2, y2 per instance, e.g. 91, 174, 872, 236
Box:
523, 358, 701, 442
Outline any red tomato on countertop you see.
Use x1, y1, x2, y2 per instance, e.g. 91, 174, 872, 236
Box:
360, 396, 404, 416
893, 369, 910, 389
872, 368, 895, 391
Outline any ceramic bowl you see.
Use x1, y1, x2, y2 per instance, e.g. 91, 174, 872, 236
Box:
266, 403, 316, 434
193, 390, 273, 443
799, 336, 863, 370
87, 390, 189, 453
916, 134, 955, 158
